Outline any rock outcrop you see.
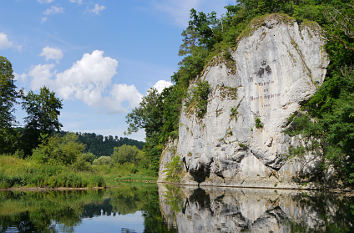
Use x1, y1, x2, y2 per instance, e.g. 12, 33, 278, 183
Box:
158, 14, 329, 188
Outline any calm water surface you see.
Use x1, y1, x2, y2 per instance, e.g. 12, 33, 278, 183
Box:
0, 184, 352, 232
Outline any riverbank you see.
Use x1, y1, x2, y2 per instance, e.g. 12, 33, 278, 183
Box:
0, 155, 157, 189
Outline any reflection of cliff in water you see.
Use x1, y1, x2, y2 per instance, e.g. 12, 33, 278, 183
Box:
158, 184, 353, 233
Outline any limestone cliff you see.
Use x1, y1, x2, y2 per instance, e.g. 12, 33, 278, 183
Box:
158, 14, 329, 188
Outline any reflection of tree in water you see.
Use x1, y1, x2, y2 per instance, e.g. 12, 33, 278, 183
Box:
82, 198, 113, 217
0, 185, 177, 233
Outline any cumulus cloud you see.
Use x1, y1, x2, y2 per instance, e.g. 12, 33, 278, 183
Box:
55, 50, 117, 105
153, 80, 173, 93
104, 84, 143, 113
0, 32, 21, 50
37, 0, 54, 3
0, 33, 13, 49
29, 64, 55, 90
28, 50, 142, 113
40, 46, 63, 62
91, 4, 106, 15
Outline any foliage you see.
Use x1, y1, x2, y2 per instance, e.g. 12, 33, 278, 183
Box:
92, 156, 112, 165
185, 80, 211, 118
164, 156, 183, 182
32, 133, 85, 165
230, 107, 238, 119
0, 56, 19, 154
112, 144, 145, 165
0, 155, 105, 188
129, 1, 354, 186
60, 131, 144, 157
21, 87, 63, 155
255, 118, 264, 129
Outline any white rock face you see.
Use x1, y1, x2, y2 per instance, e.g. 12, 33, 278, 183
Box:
159, 14, 329, 188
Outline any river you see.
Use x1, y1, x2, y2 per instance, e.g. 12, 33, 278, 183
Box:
0, 184, 352, 232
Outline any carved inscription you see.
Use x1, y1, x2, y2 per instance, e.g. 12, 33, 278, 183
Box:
250, 60, 280, 108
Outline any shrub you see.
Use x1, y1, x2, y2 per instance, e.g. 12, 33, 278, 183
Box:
32, 133, 85, 165
112, 145, 144, 165
93, 156, 112, 165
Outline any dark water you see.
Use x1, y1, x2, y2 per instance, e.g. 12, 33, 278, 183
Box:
0, 184, 352, 233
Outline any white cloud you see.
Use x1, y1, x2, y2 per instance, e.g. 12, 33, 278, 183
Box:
40, 46, 63, 62
0, 33, 13, 49
28, 64, 55, 90
0, 32, 21, 50
153, 80, 173, 93
28, 50, 142, 113
37, 0, 54, 3
69, 0, 83, 4
43, 6, 64, 15
90, 4, 106, 15
107, 84, 143, 112
55, 50, 117, 105
14, 72, 28, 82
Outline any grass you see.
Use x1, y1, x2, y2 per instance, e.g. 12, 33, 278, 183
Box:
0, 154, 158, 189
0, 155, 105, 188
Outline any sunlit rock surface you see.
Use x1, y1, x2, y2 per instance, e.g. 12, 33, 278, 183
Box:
158, 184, 351, 233
159, 14, 329, 188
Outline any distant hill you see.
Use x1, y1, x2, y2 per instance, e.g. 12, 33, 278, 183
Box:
60, 131, 144, 157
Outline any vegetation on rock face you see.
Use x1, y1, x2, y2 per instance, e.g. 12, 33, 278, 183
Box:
255, 118, 264, 129
127, 0, 353, 187
164, 156, 184, 183
185, 80, 211, 118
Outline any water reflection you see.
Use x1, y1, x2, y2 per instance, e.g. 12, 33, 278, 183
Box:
0, 185, 352, 233
0, 184, 176, 233
158, 184, 353, 233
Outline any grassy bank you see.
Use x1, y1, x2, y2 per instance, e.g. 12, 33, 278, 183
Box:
0, 156, 105, 188
0, 155, 157, 189
92, 164, 157, 187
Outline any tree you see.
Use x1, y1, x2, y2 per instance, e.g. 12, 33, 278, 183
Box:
112, 145, 144, 165
0, 56, 19, 153
21, 87, 63, 155
32, 133, 85, 165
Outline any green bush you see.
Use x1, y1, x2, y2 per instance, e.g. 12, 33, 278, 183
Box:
93, 156, 112, 165
112, 145, 144, 165
32, 133, 85, 165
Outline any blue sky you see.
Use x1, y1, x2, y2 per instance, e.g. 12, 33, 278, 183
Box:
0, 0, 234, 141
